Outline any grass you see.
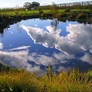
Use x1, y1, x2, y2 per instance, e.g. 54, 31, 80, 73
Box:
0, 10, 39, 16
0, 64, 92, 92
57, 9, 66, 12
0, 6, 92, 33
70, 9, 91, 12
0, 8, 91, 16
42, 9, 66, 13
0, 9, 65, 16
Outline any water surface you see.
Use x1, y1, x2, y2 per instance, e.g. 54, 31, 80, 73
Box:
0, 18, 92, 74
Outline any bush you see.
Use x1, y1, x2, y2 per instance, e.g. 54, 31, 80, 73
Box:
76, 13, 86, 19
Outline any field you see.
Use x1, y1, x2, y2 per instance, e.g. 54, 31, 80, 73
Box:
0, 64, 92, 92
0, 8, 91, 16
0, 8, 92, 33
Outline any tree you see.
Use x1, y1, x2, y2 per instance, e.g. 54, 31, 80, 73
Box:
24, 2, 40, 10
32, 2, 40, 8
24, 2, 32, 10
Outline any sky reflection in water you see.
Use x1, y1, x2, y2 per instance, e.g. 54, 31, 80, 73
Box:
0, 19, 92, 74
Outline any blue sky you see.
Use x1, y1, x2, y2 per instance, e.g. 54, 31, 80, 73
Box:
0, 0, 91, 8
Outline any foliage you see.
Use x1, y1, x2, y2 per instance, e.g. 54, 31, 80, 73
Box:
0, 64, 92, 92
23, 2, 40, 10
0, 5, 92, 33
32, 2, 40, 8
24, 2, 32, 10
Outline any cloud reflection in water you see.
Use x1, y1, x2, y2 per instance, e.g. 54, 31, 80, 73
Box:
22, 23, 92, 70
0, 22, 92, 74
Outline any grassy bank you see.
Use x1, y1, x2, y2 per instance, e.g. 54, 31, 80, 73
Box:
0, 9, 91, 18
0, 64, 92, 92
0, 8, 92, 33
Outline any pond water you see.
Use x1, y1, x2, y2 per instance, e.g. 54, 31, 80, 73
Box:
0, 18, 92, 74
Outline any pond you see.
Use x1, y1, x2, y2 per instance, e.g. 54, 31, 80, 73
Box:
0, 18, 92, 74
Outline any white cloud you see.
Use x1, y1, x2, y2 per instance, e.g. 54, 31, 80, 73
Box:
22, 23, 92, 65
53, 53, 74, 61
10, 46, 31, 51
0, 48, 44, 73
21, 24, 84, 55
67, 24, 92, 51
29, 54, 55, 65
46, 26, 61, 34
0, 23, 92, 74
0, 50, 28, 67
0, 42, 74, 73
0, 43, 3, 49
0, 0, 92, 8
21, 25, 58, 48
80, 53, 92, 64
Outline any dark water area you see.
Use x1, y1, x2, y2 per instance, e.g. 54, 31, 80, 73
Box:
0, 18, 92, 74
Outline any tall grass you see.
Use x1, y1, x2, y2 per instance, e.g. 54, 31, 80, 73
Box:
0, 66, 92, 92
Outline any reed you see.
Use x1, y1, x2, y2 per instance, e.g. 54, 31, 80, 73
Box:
0, 65, 92, 92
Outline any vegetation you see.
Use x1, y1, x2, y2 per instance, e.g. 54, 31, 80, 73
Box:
0, 64, 92, 92
0, 2, 92, 33
0, 1, 92, 92
0, 8, 92, 32
24, 2, 40, 10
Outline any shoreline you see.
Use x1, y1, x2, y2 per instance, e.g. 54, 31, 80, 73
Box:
0, 9, 92, 33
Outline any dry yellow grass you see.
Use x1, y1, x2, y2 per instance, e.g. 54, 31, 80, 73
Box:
0, 67, 92, 92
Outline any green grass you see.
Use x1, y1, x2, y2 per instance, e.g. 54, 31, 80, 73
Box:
18, 10, 39, 14
0, 10, 40, 16
0, 11, 15, 16
0, 9, 65, 16
0, 64, 92, 92
0, 8, 92, 33
70, 9, 91, 12
0, 9, 91, 16
42, 9, 65, 13
43, 10, 51, 13
57, 9, 66, 12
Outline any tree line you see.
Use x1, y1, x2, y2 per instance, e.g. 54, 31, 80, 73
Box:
24, 2, 40, 10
